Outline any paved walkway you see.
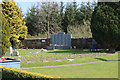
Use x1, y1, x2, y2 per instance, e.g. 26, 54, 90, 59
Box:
21, 59, 120, 69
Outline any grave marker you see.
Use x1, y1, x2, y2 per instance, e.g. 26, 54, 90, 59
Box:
50, 32, 71, 49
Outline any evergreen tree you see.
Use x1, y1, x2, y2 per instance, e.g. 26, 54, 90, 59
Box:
49, 2, 60, 33
59, 2, 65, 31
76, 2, 96, 25
25, 2, 60, 37
63, 3, 75, 33
25, 2, 96, 38
25, 5, 39, 36
1, 14, 11, 57
2, 1, 27, 47
90, 2, 120, 52
73, 2, 79, 24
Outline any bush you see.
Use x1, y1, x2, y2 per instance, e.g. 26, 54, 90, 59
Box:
90, 2, 120, 52
1, 15, 11, 57
14, 41, 25, 49
2, 1, 28, 47
1, 66, 60, 80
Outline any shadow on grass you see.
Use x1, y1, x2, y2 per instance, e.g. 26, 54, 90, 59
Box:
95, 58, 120, 61
95, 58, 108, 61
83, 49, 109, 53
47, 49, 108, 54
47, 49, 84, 54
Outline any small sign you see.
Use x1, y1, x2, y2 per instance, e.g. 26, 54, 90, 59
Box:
42, 40, 45, 42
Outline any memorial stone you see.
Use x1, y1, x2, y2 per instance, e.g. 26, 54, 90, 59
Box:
50, 32, 71, 49
5, 45, 13, 56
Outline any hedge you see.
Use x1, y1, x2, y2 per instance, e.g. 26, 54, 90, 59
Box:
0, 66, 60, 80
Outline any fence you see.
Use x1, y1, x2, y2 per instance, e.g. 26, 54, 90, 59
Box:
71, 38, 93, 49
21, 38, 97, 49
21, 38, 50, 49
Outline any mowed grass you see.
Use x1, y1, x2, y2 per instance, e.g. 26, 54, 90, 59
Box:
24, 61, 118, 78
5, 49, 119, 78
5, 49, 119, 68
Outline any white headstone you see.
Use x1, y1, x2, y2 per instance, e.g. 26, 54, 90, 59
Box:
13, 51, 19, 56
5, 45, 13, 56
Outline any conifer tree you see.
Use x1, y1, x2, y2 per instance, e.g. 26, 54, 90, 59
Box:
63, 3, 75, 33
1, 14, 11, 57
1, 1, 27, 47
25, 5, 39, 36
91, 2, 120, 52
59, 2, 64, 31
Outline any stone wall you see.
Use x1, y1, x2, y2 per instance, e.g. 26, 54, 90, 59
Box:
21, 38, 96, 49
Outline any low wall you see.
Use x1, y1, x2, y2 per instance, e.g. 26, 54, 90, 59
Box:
0, 60, 20, 69
21, 38, 97, 49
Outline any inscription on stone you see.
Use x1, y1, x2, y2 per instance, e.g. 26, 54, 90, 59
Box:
50, 32, 71, 49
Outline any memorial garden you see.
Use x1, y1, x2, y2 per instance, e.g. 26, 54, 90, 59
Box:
0, 0, 120, 79
3, 49, 118, 78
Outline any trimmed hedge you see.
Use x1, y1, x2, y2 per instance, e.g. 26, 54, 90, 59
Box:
0, 66, 60, 80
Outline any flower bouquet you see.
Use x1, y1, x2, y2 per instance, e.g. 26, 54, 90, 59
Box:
0, 57, 6, 61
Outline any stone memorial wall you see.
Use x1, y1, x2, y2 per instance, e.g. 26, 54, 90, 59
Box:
50, 32, 71, 49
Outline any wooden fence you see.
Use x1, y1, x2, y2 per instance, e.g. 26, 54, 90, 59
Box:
21, 38, 96, 49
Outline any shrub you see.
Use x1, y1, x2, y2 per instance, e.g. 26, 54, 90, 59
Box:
1, 1, 28, 47
90, 2, 120, 52
1, 15, 11, 57
1, 66, 60, 80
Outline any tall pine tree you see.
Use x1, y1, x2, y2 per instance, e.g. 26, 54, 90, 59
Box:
25, 5, 39, 36
63, 3, 75, 33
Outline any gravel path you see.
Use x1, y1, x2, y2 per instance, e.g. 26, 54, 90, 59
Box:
21, 58, 119, 69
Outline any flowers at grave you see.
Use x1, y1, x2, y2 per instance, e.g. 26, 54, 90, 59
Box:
0, 57, 6, 61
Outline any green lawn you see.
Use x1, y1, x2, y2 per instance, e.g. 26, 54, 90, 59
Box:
24, 61, 118, 78
5, 49, 119, 68
4, 49, 119, 78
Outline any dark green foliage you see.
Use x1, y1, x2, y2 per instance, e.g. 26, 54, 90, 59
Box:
26, 2, 60, 37
2, 15, 11, 57
77, 2, 96, 25
59, 2, 64, 30
25, 2, 96, 38
26, 5, 39, 36
90, 2, 120, 51
63, 3, 75, 33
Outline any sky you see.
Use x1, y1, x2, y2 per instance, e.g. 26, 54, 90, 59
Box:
14, 0, 97, 16
0, 0, 97, 16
